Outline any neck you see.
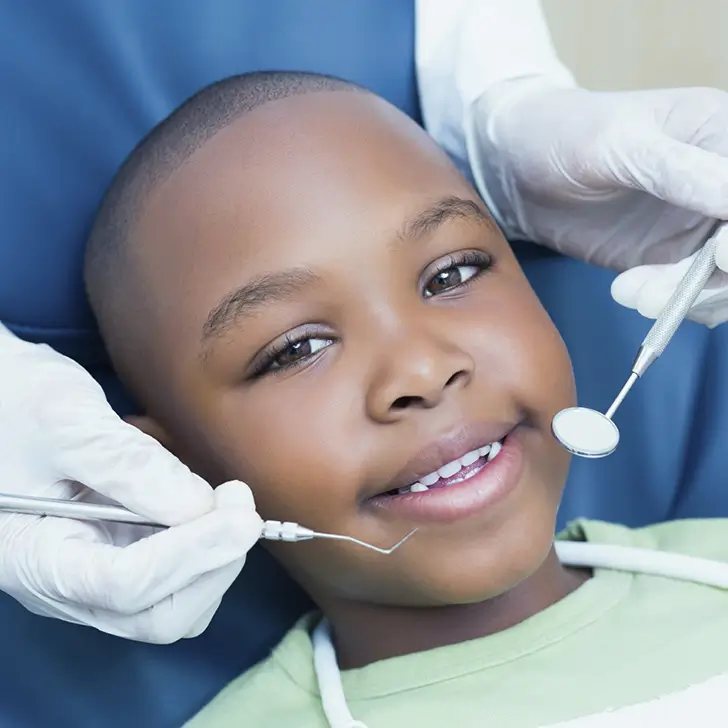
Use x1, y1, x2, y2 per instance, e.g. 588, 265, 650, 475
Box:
321, 547, 589, 670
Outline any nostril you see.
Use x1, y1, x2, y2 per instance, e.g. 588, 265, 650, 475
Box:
389, 370, 469, 411
446, 370, 468, 388
391, 395, 422, 410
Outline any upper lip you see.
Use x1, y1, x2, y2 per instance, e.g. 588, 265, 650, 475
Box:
367, 421, 518, 498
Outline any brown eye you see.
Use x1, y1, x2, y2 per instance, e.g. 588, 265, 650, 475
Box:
274, 340, 311, 367
425, 264, 480, 297
270, 337, 332, 370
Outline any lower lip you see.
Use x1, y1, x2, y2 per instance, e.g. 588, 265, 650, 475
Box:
367, 429, 525, 524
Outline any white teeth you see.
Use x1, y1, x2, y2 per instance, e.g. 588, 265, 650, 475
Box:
438, 460, 462, 478
460, 449, 481, 467
487, 441, 502, 461
420, 472, 440, 486
397, 439, 504, 495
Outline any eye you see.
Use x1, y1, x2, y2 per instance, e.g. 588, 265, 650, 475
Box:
252, 332, 335, 377
272, 337, 331, 369
424, 252, 491, 298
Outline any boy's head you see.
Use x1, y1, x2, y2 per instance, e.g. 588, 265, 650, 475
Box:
85, 71, 575, 613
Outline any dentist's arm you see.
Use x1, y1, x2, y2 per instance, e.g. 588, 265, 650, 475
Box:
0, 324, 262, 643
417, 0, 728, 327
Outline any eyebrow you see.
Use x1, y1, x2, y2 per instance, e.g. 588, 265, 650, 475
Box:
201, 267, 320, 343
201, 196, 496, 345
398, 196, 498, 241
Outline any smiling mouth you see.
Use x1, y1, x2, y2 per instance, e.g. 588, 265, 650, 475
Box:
366, 429, 524, 524
377, 439, 504, 498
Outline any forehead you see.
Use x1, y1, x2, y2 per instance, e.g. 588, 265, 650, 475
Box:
133, 92, 476, 349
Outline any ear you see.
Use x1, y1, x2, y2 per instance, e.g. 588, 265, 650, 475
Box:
124, 415, 178, 455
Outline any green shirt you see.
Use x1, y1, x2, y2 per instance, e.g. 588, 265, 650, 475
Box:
186, 519, 728, 727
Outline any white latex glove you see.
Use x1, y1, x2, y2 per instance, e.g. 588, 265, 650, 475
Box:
0, 324, 263, 643
466, 80, 728, 326
611, 229, 728, 327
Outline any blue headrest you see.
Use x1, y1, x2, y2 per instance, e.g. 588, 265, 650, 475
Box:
0, 0, 420, 369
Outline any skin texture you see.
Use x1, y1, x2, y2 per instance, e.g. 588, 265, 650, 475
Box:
117, 90, 587, 669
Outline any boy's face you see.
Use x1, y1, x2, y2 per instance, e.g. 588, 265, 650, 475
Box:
130, 92, 576, 609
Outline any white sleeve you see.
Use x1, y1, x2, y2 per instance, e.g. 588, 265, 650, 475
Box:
415, 0, 575, 179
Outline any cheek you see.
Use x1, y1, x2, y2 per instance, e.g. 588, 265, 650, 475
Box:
202, 388, 390, 602
205, 384, 368, 525
483, 277, 575, 413
491, 281, 575, 492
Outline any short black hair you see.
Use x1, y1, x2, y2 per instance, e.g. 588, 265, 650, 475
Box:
84, 70, 365, 387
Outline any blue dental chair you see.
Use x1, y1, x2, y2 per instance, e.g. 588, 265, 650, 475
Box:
1, 2, 726, 726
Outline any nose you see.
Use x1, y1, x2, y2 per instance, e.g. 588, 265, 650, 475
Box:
366, 326, 474, 422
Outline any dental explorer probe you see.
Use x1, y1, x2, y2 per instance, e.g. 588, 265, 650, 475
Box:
0, 492, 417, 555
553, 223, 726, 459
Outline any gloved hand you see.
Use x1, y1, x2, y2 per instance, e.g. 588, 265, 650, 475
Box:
611, 230, 728, 327
0, 324, 262, 643
467, 80, 728, 326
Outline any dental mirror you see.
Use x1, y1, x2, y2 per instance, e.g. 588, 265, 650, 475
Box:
552, 367, 640, 458
551, 406, 620, 459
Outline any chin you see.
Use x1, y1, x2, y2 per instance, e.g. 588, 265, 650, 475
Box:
418, 503, 560, 605
434, 556, 553, 607
367, 524, 558, 609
